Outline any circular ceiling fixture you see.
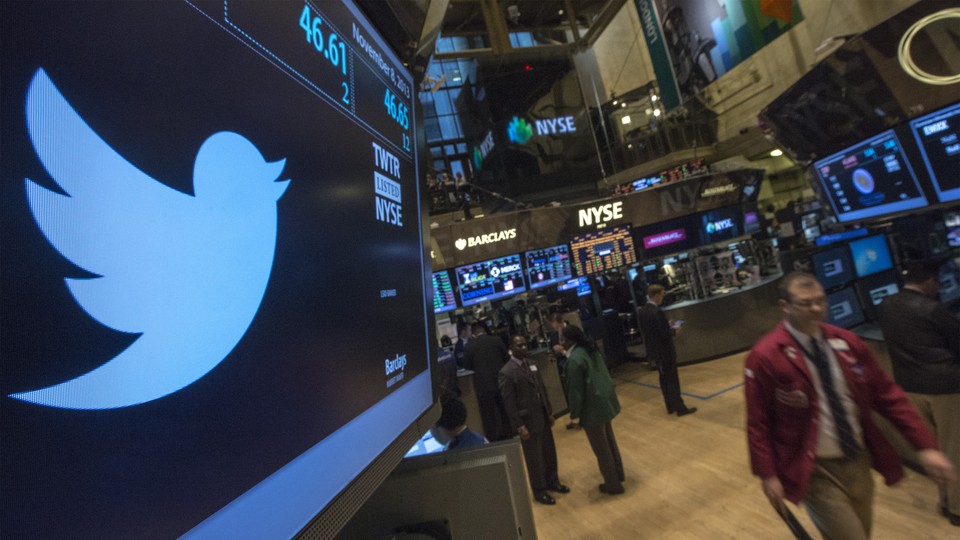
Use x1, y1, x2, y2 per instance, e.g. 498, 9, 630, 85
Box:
898, 8, 960, 85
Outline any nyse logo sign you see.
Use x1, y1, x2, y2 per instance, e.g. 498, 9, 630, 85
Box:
508, 115, 578, 144
454, 228, 517, 250
705, 218, 734, 235
578, 201, 623, 228
373, 142, 402, 227
535, 116, 576, 136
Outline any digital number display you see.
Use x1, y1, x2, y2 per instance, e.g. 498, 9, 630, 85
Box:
910, 102, 960, 203
455, 254, 527, 308
569, 225, 637, 276
524, 245, 572, 289
813, 130, 927, 223
433, 270, 457, 314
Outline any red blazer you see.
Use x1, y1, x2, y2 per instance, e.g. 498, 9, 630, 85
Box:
744, 322, 938, 503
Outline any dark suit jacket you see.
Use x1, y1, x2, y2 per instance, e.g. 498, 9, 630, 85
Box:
878, 288, 960, 394
638, 301, 676, 366
463, 334, 508, 394
499, 357, 553, 434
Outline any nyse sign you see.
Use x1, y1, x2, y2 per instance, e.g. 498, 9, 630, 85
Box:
578, 201, 623, 228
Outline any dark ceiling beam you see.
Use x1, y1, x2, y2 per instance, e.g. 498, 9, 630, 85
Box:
577, 0, 627, 48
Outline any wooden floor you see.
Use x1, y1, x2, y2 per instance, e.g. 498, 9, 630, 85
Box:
530, 353, 955, 539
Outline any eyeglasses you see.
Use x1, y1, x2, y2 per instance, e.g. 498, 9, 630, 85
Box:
790, 297, 827, 309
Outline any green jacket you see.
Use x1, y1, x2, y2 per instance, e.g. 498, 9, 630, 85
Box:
565, 345, 620, 428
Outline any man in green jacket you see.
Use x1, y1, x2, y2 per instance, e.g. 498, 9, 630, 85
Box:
561, 325, 625, 495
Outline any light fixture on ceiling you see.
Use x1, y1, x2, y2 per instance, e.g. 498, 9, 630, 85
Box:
770, 149, 783, 157
650, 94, 659, 102
621, 115, 632, 124
653, 108, 661, 117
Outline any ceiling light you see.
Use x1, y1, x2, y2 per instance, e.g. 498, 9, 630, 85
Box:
770, 149, 783, 157
621, 115, 632, 124
651, 94, 659, 102
653, 108, 661, 117
621, 102, 626, 108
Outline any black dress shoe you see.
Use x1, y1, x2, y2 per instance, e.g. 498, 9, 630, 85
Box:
599, 484, 625, 495
547, 482, 570, 494
676, 407, 698, 416
566, 422, 577, 430
534, 492, 556, 505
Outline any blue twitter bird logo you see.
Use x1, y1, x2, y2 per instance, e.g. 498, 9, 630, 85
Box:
11, 69, 290, 410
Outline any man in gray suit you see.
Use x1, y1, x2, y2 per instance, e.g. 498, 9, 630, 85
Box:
499, 335, 569, 505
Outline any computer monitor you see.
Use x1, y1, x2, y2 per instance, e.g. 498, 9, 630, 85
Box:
694, 205, 743, 245
815, 228, 869, 247
849, 235, 894, 278
939, 258, 960, 306
812, 245, 855, 291
524, 244, 572, 289
826, 288, 866, 329
855, 270, 901, 321
1, 2, 436, 538
945, 211, 960, 248
569, 225, 638, 276
557, 276, 592, 297
433, 270, 458, 314
455, 254, 527, 308
813, 130, 927, 223
909, 101, 960, 203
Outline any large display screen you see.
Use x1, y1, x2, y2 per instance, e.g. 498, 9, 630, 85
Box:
634, 216, 697, 259
826, 288, 866, 329
849, 235, 893, 278
693, 206, 743, 245
812, 245, 855, 291
813, 130, 927, 223
569, 225, 637, 276
1, 2, 431, 539
524, 244, 572, 289
433, 270, 458, 314
455, 254, 527, 307
910, 102, 960, 203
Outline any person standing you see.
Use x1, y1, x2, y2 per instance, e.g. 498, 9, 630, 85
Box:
877, 261, 960, 526
638, 284, 697, 416
745, 272, 955, 539
499, 335, 569, 505
462, 324, 510, 441
561, 325, 625, 495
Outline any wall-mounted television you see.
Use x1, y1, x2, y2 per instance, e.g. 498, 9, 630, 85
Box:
1, 2, 436, 538
433, 270, 458, 314
634, 215, 697, 259
812, 245, 855, 291
524, 244, 572, 289
693, 206, 743, 245
855, 270, 900, 321
909, 101, 960, 203
569, 225, 637, 276
826, 287, 866, 329
455, 254, 526, 307
849, 234, 894, 278
813, 130, 927, 223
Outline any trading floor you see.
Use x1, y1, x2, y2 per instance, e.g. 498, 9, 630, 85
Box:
530, 352, 954, 539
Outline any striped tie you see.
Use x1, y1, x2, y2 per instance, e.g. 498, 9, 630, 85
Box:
808, 339, 859, 459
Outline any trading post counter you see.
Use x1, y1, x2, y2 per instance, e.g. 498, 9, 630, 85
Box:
663, 273, 784, 365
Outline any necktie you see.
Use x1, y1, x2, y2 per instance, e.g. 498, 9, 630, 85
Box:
806, 339, 859, 459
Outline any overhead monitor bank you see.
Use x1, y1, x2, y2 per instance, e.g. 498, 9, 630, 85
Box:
1, 2, 434, 539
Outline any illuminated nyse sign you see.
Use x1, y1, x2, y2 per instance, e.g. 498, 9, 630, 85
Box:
454, 228, 517, 250
473, 130, 495, 169
578, 201, 623, 228
507, 115, 577, 144
705, 217, 734, 235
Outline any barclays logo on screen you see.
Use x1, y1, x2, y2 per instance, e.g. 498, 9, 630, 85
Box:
9, 68, 289, 410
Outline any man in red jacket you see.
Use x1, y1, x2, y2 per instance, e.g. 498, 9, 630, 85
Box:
745, 272, 955, 539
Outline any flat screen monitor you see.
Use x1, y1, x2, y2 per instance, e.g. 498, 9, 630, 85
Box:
815, 228, 869, 247
826, 288, 866, 329
524, 244, 572, 289
909, 101, 960, 203
1, 2, 435, 539
945, 211, 960, 248
849, 235, 894, 278
813, 130, 927, 223
939, 259, 960, 306
557, 276, 592, 296
632, 174, 662, 191
455, 254, 526, 307
635, 215, 697, 259
743, 210, 761, 235
693, 206, 743, 245
433, 270, 458, 314
569, 225, 637, 276
812, 246, 855, 291
855, 270, 900, 321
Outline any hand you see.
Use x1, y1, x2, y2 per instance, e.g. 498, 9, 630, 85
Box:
552, 344, 565, 354
761, 476, 786, 514
518, 426, 530, 441
917, 449, 957, 487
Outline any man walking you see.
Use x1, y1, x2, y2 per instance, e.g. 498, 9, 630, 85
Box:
745, 272, 955, 539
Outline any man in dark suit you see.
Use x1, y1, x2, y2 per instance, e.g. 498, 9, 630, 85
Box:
499, 335, 569, 505
462, 323, 510, 441
638, 284, 697, 416
878, 261, 960, 526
